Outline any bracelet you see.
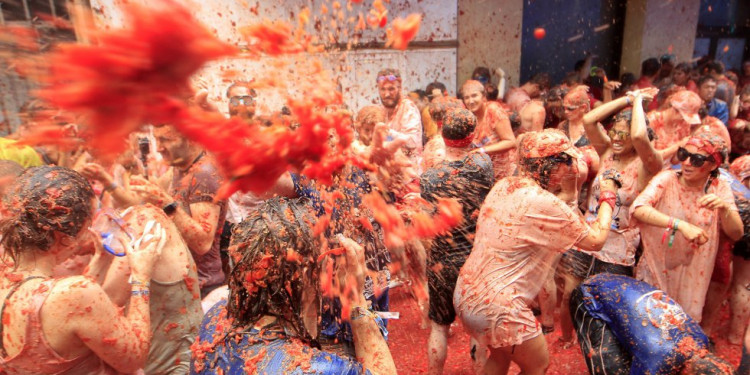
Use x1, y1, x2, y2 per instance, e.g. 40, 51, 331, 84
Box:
598, 191, 617, 211
662, 217, 674, 245
668, 219, 680, 247
131, 289, 150, 297
129, 275, 150, 288
104, 182, 118, 192
350, 306, 377, 322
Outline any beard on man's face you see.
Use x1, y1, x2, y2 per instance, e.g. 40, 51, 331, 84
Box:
381, 93, 400, 109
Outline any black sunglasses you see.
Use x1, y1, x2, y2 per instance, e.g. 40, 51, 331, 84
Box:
676, 147, 713, 167
548, 153, 573, 166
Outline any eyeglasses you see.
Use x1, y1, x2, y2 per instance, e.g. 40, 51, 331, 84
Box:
564, 105, 579, 111
229, 96, 255, 106
608, 129, 630, 139
676, 147, 714, 167
377, 74, 400, 83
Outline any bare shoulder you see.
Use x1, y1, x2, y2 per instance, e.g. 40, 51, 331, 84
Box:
527, 100, 545, 113
46, 276, 107, 310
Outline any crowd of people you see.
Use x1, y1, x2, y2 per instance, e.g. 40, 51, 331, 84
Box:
0, 52, 749, 375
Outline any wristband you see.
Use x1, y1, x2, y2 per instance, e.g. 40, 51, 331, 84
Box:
662, 217, 674, 245
668, 219, 680, 247
163, 202, 178, 216
350, 306, 377, 321
479, 147, 486, 154
104, 182, 118, 192
129, 274, 150, 288
131, 289, 150, 297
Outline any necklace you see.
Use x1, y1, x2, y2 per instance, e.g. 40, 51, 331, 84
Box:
180, 151, 205, 173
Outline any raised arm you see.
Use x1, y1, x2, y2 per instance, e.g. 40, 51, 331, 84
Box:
630, 93, 663, 178
80, 163, 141, 208
339, 236, 397, 375
495, 67, 507, 99
582, 86, 629, 156
129, 174, 220, 256
730, 94, 740, 120
61, 222, 165, 373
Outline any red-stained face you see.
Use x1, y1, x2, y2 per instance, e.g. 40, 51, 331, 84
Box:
680, 144, 716, 184
547, 159, 577, 193
462, 86, 485, 114
378, 80, 401, 109
228, 85, 256, 121
154, 125, 191, 167
356, 120, 376, 146
609, 120, 633, 156
563, 99, 585, 121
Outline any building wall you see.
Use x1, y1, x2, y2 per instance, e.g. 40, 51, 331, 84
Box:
620, 0, 701, 76
89, 0, 458, 113
457, 0, 523, 90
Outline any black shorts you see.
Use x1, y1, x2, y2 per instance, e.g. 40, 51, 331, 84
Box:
427, 258, 463, 325
570, 287, 632, 375
734, 242, 750, 261
560, 249, 633, 280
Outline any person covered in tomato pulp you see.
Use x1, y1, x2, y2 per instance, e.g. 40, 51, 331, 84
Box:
453, 129, 619, 374
190, 198, 396, 375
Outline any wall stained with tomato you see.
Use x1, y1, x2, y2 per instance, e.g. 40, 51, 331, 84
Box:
90, 0, 458, 115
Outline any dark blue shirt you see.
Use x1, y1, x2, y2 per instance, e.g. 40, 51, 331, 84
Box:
707, 97, 729, 125
190, 300, 370, 375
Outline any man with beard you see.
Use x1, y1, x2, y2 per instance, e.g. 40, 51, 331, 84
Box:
130, 124, 226, 297
377, 68, 423, 171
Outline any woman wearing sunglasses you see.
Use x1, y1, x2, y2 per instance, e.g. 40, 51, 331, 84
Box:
552, 88, 664, 346
631, 133, 744, 323
453, 129, 618, 375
